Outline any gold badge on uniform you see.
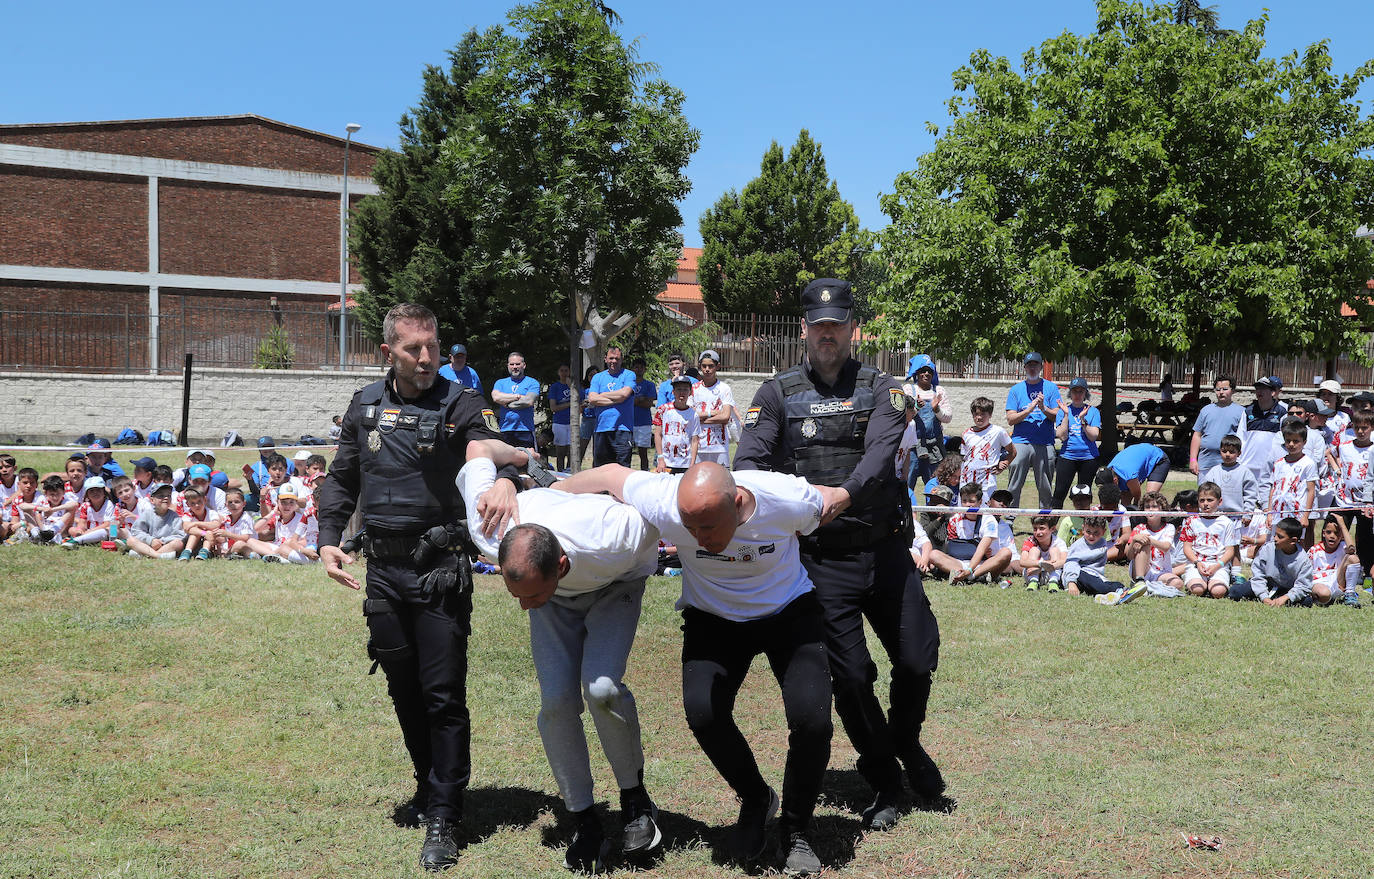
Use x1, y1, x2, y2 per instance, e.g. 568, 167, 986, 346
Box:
482, 408, 499, 432
820, 290, 831, 302
367, 430, 382, 453
801, 417, 819, 438
889, 388, 905, 411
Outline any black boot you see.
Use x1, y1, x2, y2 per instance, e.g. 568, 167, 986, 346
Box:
419, 816, 459, 871
564, 806, 607, 873
393, 781, 430, 828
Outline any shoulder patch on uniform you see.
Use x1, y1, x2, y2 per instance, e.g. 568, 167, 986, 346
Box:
889, 388, 905, 411
744, 406, 761, 428
481, 408, 499, 432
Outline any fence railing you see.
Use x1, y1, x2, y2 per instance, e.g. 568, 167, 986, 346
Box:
702, 313, 1373, 390
0, 298, 381, 374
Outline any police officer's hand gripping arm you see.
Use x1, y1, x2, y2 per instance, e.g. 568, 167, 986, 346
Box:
319, 391, 365, 590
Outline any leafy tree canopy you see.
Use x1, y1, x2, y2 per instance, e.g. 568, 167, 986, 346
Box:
698, 130, 871, 317
871, 0, 1374, 451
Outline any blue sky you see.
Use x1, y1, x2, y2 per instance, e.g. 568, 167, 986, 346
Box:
5, 0, 1370, 246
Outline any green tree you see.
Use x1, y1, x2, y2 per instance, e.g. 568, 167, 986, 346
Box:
1172, 0, 1232, 38
440, 0, 698, 465
349, 34, 564, 372
698, 130, 871, 317
872, 0, 1374, 455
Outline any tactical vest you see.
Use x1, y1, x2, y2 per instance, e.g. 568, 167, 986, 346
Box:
355, 379, 469, 536
777, 365, 909, 548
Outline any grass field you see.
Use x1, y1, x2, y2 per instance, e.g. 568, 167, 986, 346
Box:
4, 529, 1374, 879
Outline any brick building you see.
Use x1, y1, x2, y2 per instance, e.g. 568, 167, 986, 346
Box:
0, 115, 381, 373
656, 246, 706, 323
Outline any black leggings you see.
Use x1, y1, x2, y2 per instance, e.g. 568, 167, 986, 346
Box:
681, 592, 832, 831
1053, 456, 1100, 508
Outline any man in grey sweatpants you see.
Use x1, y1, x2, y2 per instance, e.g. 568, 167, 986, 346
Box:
457, 446, 662, 873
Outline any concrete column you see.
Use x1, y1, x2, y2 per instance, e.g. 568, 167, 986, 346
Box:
148, 176, 159, 375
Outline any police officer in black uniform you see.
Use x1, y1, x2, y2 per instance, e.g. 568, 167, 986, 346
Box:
318, 303, 521, 871
733, 279, 943, 832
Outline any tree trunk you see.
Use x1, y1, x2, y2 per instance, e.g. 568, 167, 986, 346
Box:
1191, 359, 1203, 398
1099, 349, 1121, 460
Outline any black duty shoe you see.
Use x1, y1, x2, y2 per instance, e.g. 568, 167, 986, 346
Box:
621, 796, 662, 856
393, 790, 429, 828
861, 788, 902, 831
905, 743, 947, 801
564, 811, 607, 873
733, 786, 779, 863
419, 816, 459, 871
782, 828, 822, 877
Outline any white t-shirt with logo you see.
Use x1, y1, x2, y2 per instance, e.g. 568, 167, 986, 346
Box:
221, 511, 258, 540
456, 459, 660, 597
960, 424, 1012, 495
1181, 515, 1238, 563
692, 380, 736, 455
654, 403, 703, 469
267, 509, 317, 547
622, 469, 822, 621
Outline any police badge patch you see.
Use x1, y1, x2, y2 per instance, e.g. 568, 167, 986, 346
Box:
744, 406, 761, 428
367, 430, 382, 453
801, 417, 819, 438
482, 408, 499, 432
889, 389, 905, 411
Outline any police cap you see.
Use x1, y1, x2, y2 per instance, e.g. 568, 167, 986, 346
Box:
801, 279, 853, 324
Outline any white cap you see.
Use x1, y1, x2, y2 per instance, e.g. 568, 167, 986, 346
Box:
1318, 379, 1342, 394
293, 450, 312, 462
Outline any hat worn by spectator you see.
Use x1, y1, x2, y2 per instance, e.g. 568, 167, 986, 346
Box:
1024, 352, 1044, 365
1069, 377, 1090, 392
1310, 399, 1337, 417
1255, 376, 1282, 390
80, 476, 107, 498
68, 452, 87, 461
698, 349, 721, 365
87, 438, 112, 451
450, 344, 467, 356
188, 464, 212, 481
669, 375, 693, 386
129, 456, 157, 471
1318, 379, 1342, 394
277, 484, 300, 501
293, 450, 312, 463
257, 436, 275, 449
801, 278, 853, 324
200, 449, 216, 460
1069, 483, 1093, 499
1352, 391, 1374, 404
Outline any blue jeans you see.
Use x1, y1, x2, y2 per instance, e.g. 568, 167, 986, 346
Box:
593, 430, 631, 467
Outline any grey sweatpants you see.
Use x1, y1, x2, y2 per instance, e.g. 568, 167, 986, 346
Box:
529, 576, 647, 812
1006, 442, 1056, 509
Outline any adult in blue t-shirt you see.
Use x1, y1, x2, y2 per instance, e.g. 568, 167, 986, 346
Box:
1188, 374, 1242, 481
1052, 377, 1102, 507
491, 352, 540, 448
628, 356, 657, 471
656, 352, 698, 405
587, 346, 636, 467
547, 363, 573, 471
437, 343, 483, 393
1004, 352, 1062, 508
1104, 442, 1170, 504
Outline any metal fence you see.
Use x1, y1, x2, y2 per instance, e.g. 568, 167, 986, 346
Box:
703, 312, 1374, 389
0, 298, 381, 374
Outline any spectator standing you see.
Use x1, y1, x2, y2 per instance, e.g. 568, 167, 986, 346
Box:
629, 356, 657, 471
1004, 353, 1061, 509
329, 415, 343, 443
902, 355, 951, 487
1188, 374, 1243, 479
656, 352, 699, 405
491, 352, 541, 450
1236, 376, 1288, 502
692, 349, 737, 466
437, 343, 483, 392
587, 346, 637, 467
547, 363, 573, 472
1052, 377, 1101, 508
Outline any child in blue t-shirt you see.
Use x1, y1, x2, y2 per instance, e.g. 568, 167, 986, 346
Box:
1102, 443, 1170, 504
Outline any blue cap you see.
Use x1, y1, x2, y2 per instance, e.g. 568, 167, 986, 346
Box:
257, 436, 275, 448
1069, 377, 1089, 391
129, 456, 157, 470
449, 344, 467, 356
188, 464, 212, 481
1023, 352, 1044, 364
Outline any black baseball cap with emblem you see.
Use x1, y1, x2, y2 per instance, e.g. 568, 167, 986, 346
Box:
801, 279, 853, 324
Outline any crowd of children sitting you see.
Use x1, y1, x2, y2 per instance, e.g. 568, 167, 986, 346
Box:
0, 437, 325, 565
910, 388, 1374, 609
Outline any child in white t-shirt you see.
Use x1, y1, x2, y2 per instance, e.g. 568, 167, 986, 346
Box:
1181, 482, 1239, 598
1266, 422, 1317, 540
1015, 515, 1068, 590
1127, 491, 1177, 593
1308, 515, 1360, 606
959, 396, 1014, 500
61, 477, 118, 548
952, 489, 1015, 585
213, 488, 258, 558
654, 377, 702, 473
247, 484, 318, 564
178, 487, 223, 561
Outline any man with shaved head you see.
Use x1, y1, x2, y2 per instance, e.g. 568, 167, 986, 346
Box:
554, 461, 845, 876
457, 442, 662, 873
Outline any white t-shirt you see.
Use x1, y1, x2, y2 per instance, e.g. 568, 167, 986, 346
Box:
622, 469, 822, 622
77, 497, 117, 531
1335, 441, 1374, 502
1269, 454, 1317, 516
960, 425, 1011, 493
655, 403, 703, 469
1129, 522, 1176, 578
221, 511, 258, 540
1019, 533, 1068, 558
692, 380, 736, 454
0, 477, 17, 506
1309, 541, 1349, 588
1181, 515, 1238, 563
456, 459, 660, 596
910, 522, 930, 553
946, 512, 996, 543
267, 509, 317, 547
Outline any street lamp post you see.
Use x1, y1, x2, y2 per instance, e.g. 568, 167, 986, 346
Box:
339, 122, 361, 368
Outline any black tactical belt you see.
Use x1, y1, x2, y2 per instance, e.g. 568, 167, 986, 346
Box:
364, 533, 423, 560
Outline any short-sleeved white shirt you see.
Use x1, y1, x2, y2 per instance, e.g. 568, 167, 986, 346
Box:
655, 404, 703, 469
221, 511, 257, 539
1269, 454, 1317, 515
456, 460, 659, 596
622, 469, 822, 621
692, 381, 736, 454
1309, 541, 1348, 587
960, 425, 1011, 491
1181, 514, 1238, 562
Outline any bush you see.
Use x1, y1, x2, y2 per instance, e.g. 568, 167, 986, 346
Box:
253, 325, 294, 370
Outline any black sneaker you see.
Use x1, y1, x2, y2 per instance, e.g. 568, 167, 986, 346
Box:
861, 789, 902, 831
418, 816, 459, 871
393, 789, 429, 828
782, 829, 822, 876
905, 743, 946, 801
620, 796, 662, 856
733, 786, 779, 862
564, 811, 607, 873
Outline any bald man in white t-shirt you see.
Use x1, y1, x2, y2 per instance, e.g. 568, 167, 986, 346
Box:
458, 442, 663, 872
553, 461, 842, 875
